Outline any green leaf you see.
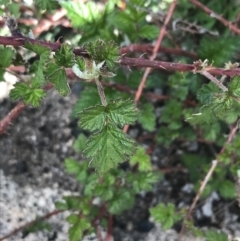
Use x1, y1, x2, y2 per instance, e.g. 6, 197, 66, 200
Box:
84, 124, 136, 172
55, 201, 68, 210
54, 43, 75, 68
78, 99, 138, 131
108, 189, 135, 214
150, 203, 182, 230
25, 42, 49, 55
35, 0, 58, 10
229, 76, 240, 97
84, 40, 119, 69
9, 82, 46, 107
218, 180, 236, 198
205, 230, 228, 241
106, 99, 139, 127
197, 83, 219, 104
64, 158, 81, 174
45, 63, 70, 96
0, 46, 15, 68
138, 25, 159, 40
68, 217, 90, 241
78, 105, 106, 131
73, 134, 88, 153
138, 102, 155, 131
130, 146, 152, 171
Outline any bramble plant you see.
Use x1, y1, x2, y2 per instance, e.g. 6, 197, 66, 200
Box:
1, 0, 240, 241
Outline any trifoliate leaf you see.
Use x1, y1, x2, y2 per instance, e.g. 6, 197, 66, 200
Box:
84, 124, 136, 172
55, 43, 75, 68
150, 203, 182, 230
25, 42, 49, 55
138, 25, 159, 40
0, 46, 15, 68
138, 102, 155, 131
205, 230, 228, 241
35, 0, 58, 10
45, 63, 70, 96
9, 82, 46, 107
23, 88, 46, 107
130, 147, 152, 171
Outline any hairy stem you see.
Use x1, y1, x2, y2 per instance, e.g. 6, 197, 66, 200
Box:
95, 78, 107, 106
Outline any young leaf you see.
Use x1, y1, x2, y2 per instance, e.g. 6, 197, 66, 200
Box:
64, 158, 81, 174
205, 230, 228, 241
0, 46, 15, 68
54, 43, 75, 68
35, 0, 58, 10
73, 134, 88, 153
130, 146, 152, 171
45, 63, 70, 96
84, 124, 136, 172
25, 42, 49, 55
150, 203, 182, 230
138, 102, 155, 131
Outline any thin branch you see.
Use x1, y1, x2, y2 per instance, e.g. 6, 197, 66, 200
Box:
0, 209, 63, 241
189, 0, 240, 35
123, 0, 178, 133
179, 120, 239, 239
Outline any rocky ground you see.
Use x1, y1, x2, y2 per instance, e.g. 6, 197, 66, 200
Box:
0, 80, 240, 241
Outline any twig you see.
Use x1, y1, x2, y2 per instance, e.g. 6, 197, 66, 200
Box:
179, 120, 239, 239
123, 0, 178, 133
189, 0, 240, 35
0, 209, 63, 241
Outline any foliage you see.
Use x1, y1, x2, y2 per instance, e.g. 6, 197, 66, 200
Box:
1, 0, 240, 240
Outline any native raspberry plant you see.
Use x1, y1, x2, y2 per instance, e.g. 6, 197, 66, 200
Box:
1, 0, 240, 241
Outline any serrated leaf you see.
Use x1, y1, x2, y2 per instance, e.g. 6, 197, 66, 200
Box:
138, 102, 155, 131
205, 230, 228, 241
150, 203, 182, 230
197, 83, 219, 104
229, 76, 240, 97
46, 63, 70, 96
23, 88, 46, 107
78, 105, 106, 131
106, 99, 139, 127
130, 147, 152, 171
64, 158, 81, 174
25, 42, 49, 55
35, 0, 58, 10
55, 43, 75, 68
138, 25, 159, 40
78, 99, 138, 131
84, 124, 136, 172
0, 46, 15, 68
9, 82, 46, 107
